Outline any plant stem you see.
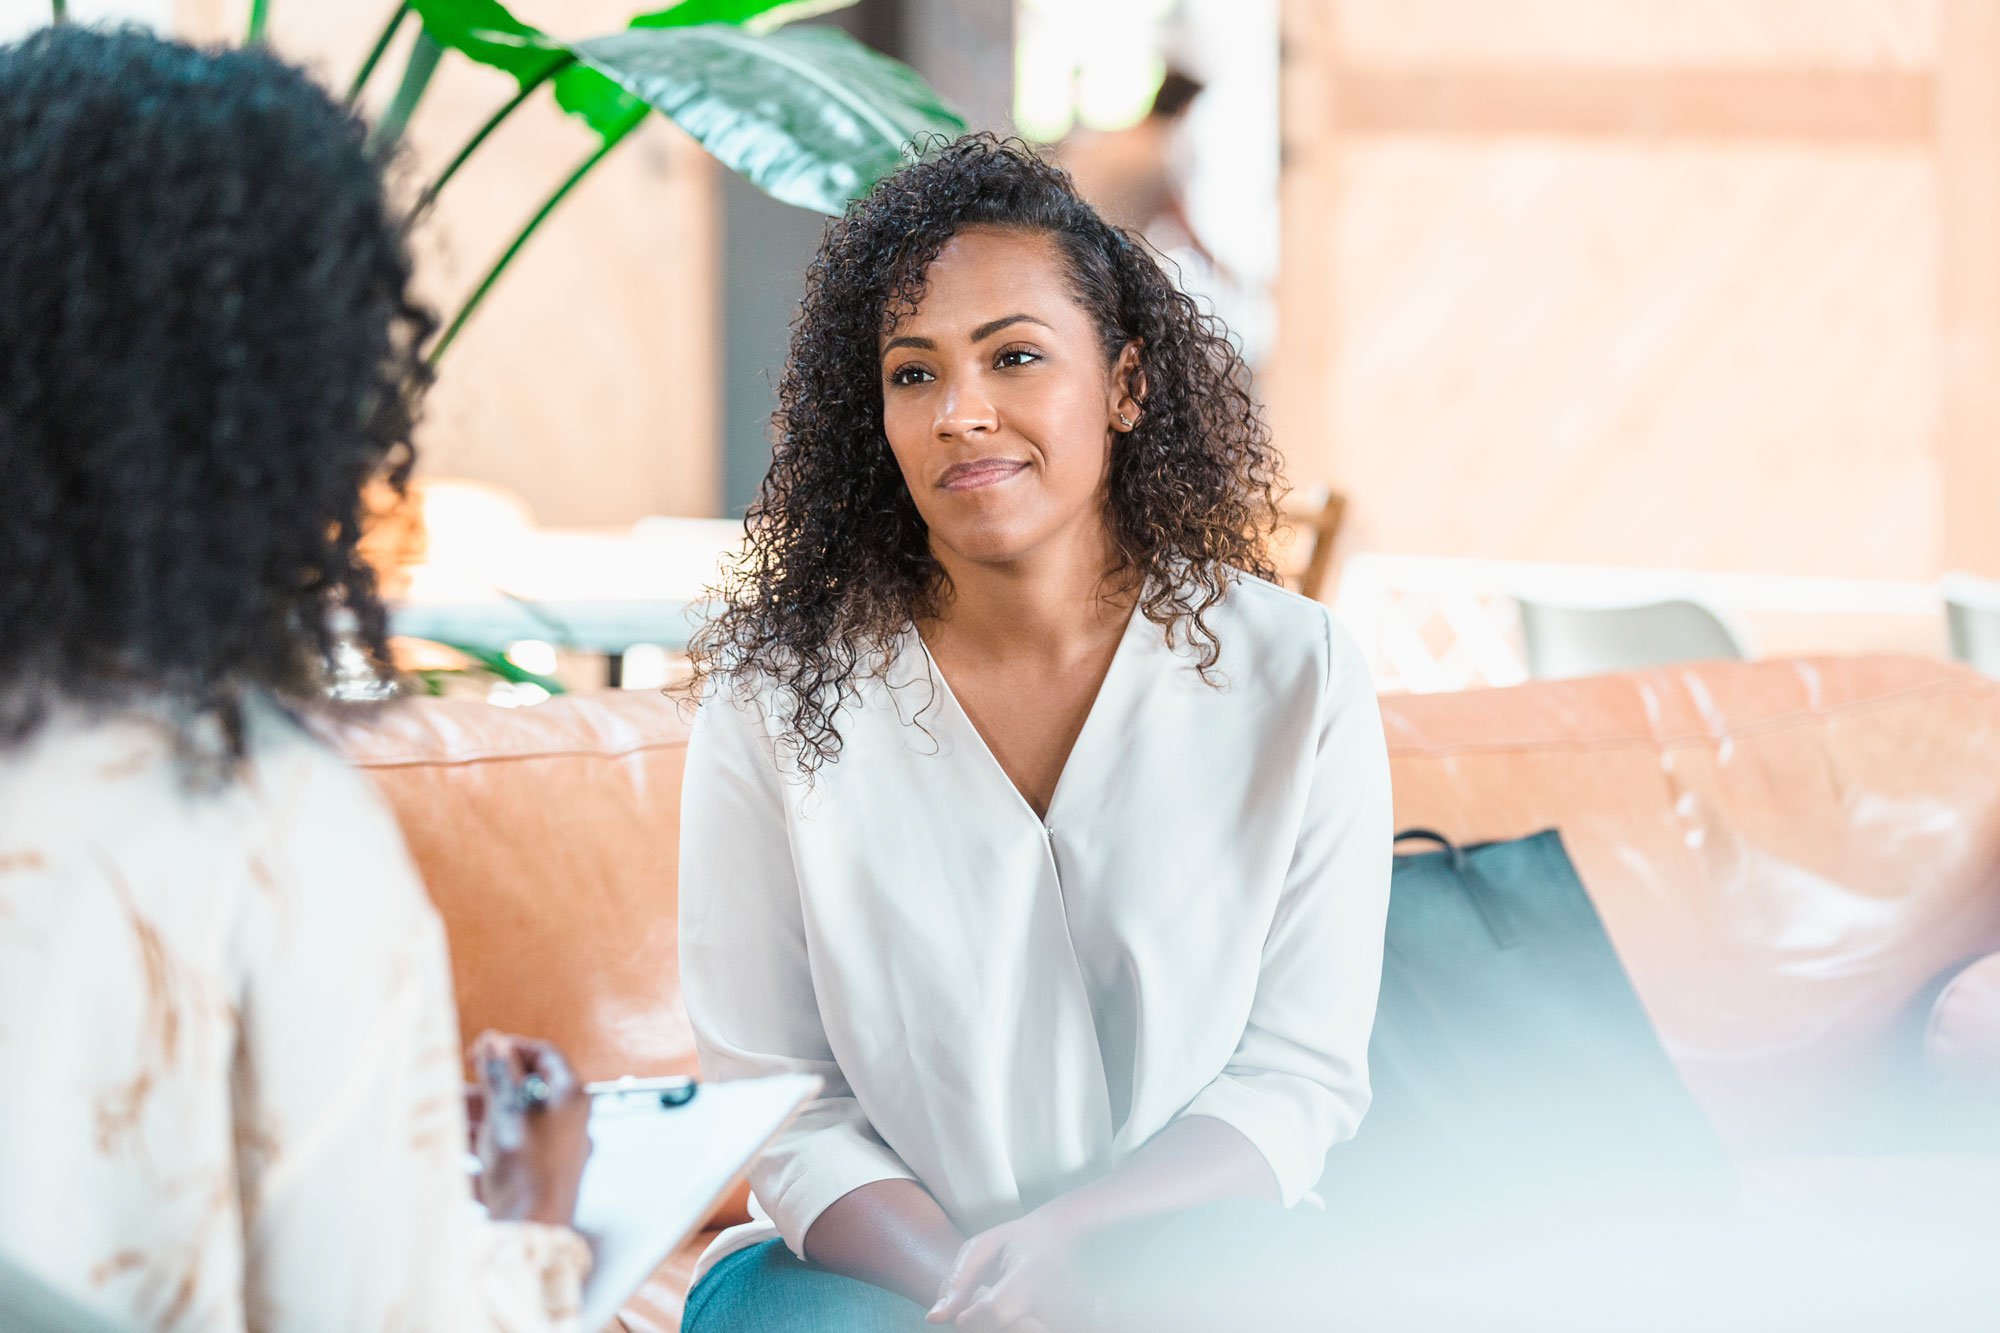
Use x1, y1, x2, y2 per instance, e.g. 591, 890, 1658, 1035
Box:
429, 134, 622, 366
247, 0, 270, 43
347, 2, 412, 106
50, 0, 67, 23
416, 55, 576, 216
368, 29, 443, 154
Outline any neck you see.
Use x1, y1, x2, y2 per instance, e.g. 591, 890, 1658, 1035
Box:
924, 523, 1138, 663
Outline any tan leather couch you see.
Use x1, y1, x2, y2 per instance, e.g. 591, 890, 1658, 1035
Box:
333, 655, 2000, 1330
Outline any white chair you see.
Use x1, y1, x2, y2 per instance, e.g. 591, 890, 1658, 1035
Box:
1516, 598, 1750, 681
1942, 572, 2000, 677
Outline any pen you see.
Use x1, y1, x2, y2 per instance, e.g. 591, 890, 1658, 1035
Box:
584, 1074, 699, 1107
481, 1054, 528, 1150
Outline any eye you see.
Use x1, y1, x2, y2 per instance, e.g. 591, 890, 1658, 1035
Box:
995, 347, 1042, 369
888, 363, 933, 387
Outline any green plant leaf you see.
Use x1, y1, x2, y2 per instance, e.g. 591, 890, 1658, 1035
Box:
552, 65, 650, 142
568, 23, 966, 215
405, 0, 627, 144
424, 640, 569, 694
632, 0, 857, 33
405, 0, 858, 146
551, 0, 858, 140
406, 0, 641, 144
407, 0, 568, 87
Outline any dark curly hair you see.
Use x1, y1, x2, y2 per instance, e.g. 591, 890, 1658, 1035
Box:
0, 26, 433, 764
690, 133, 1283, 773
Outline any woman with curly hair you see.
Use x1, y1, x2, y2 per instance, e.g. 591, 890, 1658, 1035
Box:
678, 135, 1392, 1331
0, 26, 594, 1330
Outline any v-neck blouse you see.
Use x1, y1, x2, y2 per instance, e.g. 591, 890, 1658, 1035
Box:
679, 575, 1392, 1276
909, 598, 1140, 830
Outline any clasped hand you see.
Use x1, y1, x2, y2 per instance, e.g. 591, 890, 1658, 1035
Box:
927, 1208, 1089, 1333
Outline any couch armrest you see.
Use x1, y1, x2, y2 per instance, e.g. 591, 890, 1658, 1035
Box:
1928, 952, 2000, 1144
707, 1178, 753, 1230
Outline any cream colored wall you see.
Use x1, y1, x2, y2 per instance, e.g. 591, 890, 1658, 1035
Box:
1270, 0, 2000, 581
176, 0, 721, 525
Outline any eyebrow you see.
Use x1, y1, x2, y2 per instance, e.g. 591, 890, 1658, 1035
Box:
882, 314, 1053, 356
971, 313, 1051, 342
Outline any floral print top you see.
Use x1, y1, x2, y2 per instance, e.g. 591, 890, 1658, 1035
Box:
0, 703, 590, 1331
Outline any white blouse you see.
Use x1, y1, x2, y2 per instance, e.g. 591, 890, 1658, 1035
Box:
0, 703, 589, 1332
681, 575, 1393, 1277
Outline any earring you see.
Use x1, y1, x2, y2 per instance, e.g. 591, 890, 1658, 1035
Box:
1117, 412, 1135, 430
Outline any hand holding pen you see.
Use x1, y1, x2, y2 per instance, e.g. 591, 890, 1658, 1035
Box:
468, 1031, 593, 1227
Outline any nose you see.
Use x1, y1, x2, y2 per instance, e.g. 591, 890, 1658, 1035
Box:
934, 379, 998, 441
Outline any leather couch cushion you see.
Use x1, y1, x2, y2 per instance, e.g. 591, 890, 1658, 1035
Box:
1382, 656, 2000, 1151
333, 656, 2000, 1152
334, 690, 698, 1083
329, 656, 2000, 1329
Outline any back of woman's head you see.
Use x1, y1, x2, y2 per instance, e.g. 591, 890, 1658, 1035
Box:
0, 25, 432, 759
693, 132, 1280, 772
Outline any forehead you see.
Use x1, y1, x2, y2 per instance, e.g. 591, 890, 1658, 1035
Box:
887, 227, 1079, 336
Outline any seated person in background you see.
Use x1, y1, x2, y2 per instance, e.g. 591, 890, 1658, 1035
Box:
0, 26, 592, 1330
1057, 68, 1222, 277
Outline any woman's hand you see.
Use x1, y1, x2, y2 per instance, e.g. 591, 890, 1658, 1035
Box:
469, 1031, 592, 1227
927, 1209, 1081, 1332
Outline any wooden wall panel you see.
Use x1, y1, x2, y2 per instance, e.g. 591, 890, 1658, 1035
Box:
1267, 0, 1344, 505
1938, 0, 2000, 577
177, 0, 722, 526
1272, 0, 1995, 584
1330, 142, 1938, 577
1330, 70, 1933, 140
1337, 0, 1937, 69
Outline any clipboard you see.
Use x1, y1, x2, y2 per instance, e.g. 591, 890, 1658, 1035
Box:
574, 1072, 821, 1331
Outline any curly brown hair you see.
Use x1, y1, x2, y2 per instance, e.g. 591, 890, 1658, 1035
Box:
688, 133, 1284, 772
0, 27, 432, 768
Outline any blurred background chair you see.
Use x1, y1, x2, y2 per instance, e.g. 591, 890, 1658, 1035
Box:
1517, 598, 1750, 681
1943, 573, 2000, 678
1278, 486, 1347, 603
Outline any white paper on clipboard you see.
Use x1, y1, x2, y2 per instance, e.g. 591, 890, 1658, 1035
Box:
575, 1072, 821, 1331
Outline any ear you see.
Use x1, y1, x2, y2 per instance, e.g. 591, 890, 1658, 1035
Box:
1109, 339, 1147, 432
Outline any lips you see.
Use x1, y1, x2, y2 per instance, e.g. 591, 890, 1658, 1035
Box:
937, 458, 1029, 492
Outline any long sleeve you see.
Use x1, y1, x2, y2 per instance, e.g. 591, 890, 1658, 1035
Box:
1176, 612, 1394, 1205
231, 740, 589, 1332
679, 686, 918, 1256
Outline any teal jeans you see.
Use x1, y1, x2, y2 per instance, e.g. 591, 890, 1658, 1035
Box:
681, 1242, 927, 1333
678, 1202, 1338, 1333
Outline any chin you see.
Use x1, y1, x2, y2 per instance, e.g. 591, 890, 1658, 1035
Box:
930, 514, 1048, 567
939, 534, 1037, 567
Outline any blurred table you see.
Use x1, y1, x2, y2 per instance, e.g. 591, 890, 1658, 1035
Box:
390, 516, 740, 685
